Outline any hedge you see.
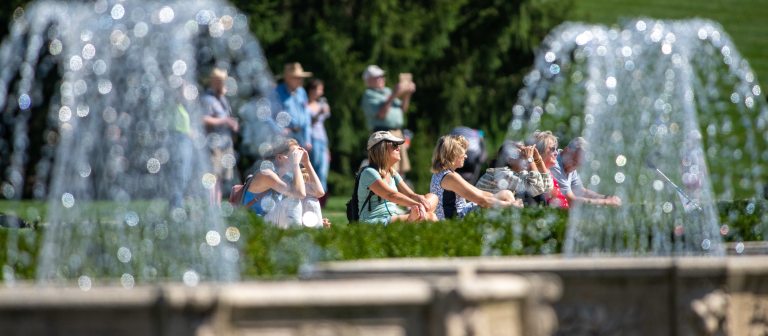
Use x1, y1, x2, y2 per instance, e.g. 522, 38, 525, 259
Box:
2, 200, 765, 280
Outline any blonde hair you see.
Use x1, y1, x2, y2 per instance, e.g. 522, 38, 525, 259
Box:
530, 130, 558, 154
431, 134, 469, 173
208, 68, 228, 84
266, 138, 299, 160
367, 141, 395, 177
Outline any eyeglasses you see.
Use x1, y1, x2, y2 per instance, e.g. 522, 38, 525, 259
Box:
548, 146, 558, 154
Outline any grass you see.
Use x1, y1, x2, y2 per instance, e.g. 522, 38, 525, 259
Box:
323, 196, 348, 226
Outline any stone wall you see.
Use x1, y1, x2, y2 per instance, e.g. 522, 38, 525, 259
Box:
309, 255, 768, 336
0, 274, 559, 336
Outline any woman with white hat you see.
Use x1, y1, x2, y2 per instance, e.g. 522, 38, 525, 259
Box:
356, 131, 438, 224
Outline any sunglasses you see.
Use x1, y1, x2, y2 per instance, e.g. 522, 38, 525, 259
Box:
388, 141, 401, 150
548, 146, 558, 154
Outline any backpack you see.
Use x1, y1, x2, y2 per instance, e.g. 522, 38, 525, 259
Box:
345, 166, 375, 223
229, 174, 262, 208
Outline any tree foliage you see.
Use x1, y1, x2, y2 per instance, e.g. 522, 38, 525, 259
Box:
227, 0, 573, 192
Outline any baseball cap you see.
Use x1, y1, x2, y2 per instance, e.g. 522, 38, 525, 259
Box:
367, 131, 404, 150
362, 65, 385, 80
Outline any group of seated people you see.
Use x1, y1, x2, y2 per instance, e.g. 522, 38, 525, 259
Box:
241, 129, 622, 227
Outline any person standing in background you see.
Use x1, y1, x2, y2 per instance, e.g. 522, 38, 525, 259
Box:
360, 65, 415, 175
200, 68, 239, 205
307, 78, 331, 206
275, 62, 313, 150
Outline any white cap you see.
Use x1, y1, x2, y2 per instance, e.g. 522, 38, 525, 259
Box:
367, 131, 404, 150
362, 65, 385, 80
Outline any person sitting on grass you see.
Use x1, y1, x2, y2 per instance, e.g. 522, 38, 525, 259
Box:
551, 137, 622, 207
430, 134, 520, 220
356, 131, 438, 224
475, 140, 553, 202
244, 138, 329, 228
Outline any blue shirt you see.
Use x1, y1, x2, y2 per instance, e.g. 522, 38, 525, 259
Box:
550, 156, 584, 195
275, 83, 311, 146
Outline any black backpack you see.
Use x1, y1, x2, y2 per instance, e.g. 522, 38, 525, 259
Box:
346, 165, 376, 223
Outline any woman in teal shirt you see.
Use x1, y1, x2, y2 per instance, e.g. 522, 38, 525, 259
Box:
357, 131, 438, 224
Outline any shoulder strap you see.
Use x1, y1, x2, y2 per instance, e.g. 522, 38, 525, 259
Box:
358, 166, 376, 216
241, 175, 266, 209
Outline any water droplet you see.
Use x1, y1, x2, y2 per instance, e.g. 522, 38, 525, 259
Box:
77, 104, 90, 117
49, 39, 62, 55
261, 197, 276, 212
735, 242, 745, 254
221, 153, 236, 169
18, 94, 31, 110
614, 172, 625, 183
146, 158, 161, 174
661, 43, 672, 55
2, 183, 16, 199
69, 55, 83, 71
62, 192, 75, 208
133, 22, 149, 38
158, 6, 175, 23
549, 64, 560, 75
590, 175, 600, 186
172, 60, 187, 76
544, 51, 556, 63
746, 203, 756, 214
275, 111, 292, 127
701, 239, 711, 250
78, 163, 91, 178
225, 227, 240, 242
206, 230, 221, 246
302, 212, 320, 228
111, 4, 125, 20
82, 44, 96, 59
183, 270, 199, 287
155, 223, 169, 240
605, 76, 617, 89
120, 273, 135, 289
662, 202, 673, 213
125, 211, 139, 226
78, 275, 92, 291
496, 178, 509, 190
635, 20, 647, 31
259, 160, 275, 172
202, 173, 217, 189
653, 180, 664, 191
58, 106, 72, 122
615, 155, 627, 167
98, 79, 112, 94
117, 246, 132, 263
752, 85, 761, 96
621, 46, 632, 57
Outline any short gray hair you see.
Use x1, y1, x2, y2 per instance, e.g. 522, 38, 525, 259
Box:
566, 137, 588, 152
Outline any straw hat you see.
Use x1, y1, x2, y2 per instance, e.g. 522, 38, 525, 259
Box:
283, 62, 313, 79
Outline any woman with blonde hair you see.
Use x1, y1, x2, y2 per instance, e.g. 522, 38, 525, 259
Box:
356, 131, 438, 224
244, 138, 329, 228
430, 134, 520, 220
530, 130, 569, 209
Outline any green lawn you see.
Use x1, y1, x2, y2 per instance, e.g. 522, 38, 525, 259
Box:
569, 0, 768, 88
324, 196, 348, 226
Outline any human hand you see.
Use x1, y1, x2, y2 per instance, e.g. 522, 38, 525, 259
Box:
605, 195, 622, 207
413, 195, 431, 212
322, 217, 331, 228
512, 199, 524, 208
299, 147, 310, 165
228, 117, 239, 132
289, 148, 303, 165
532, 146, 542, 160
